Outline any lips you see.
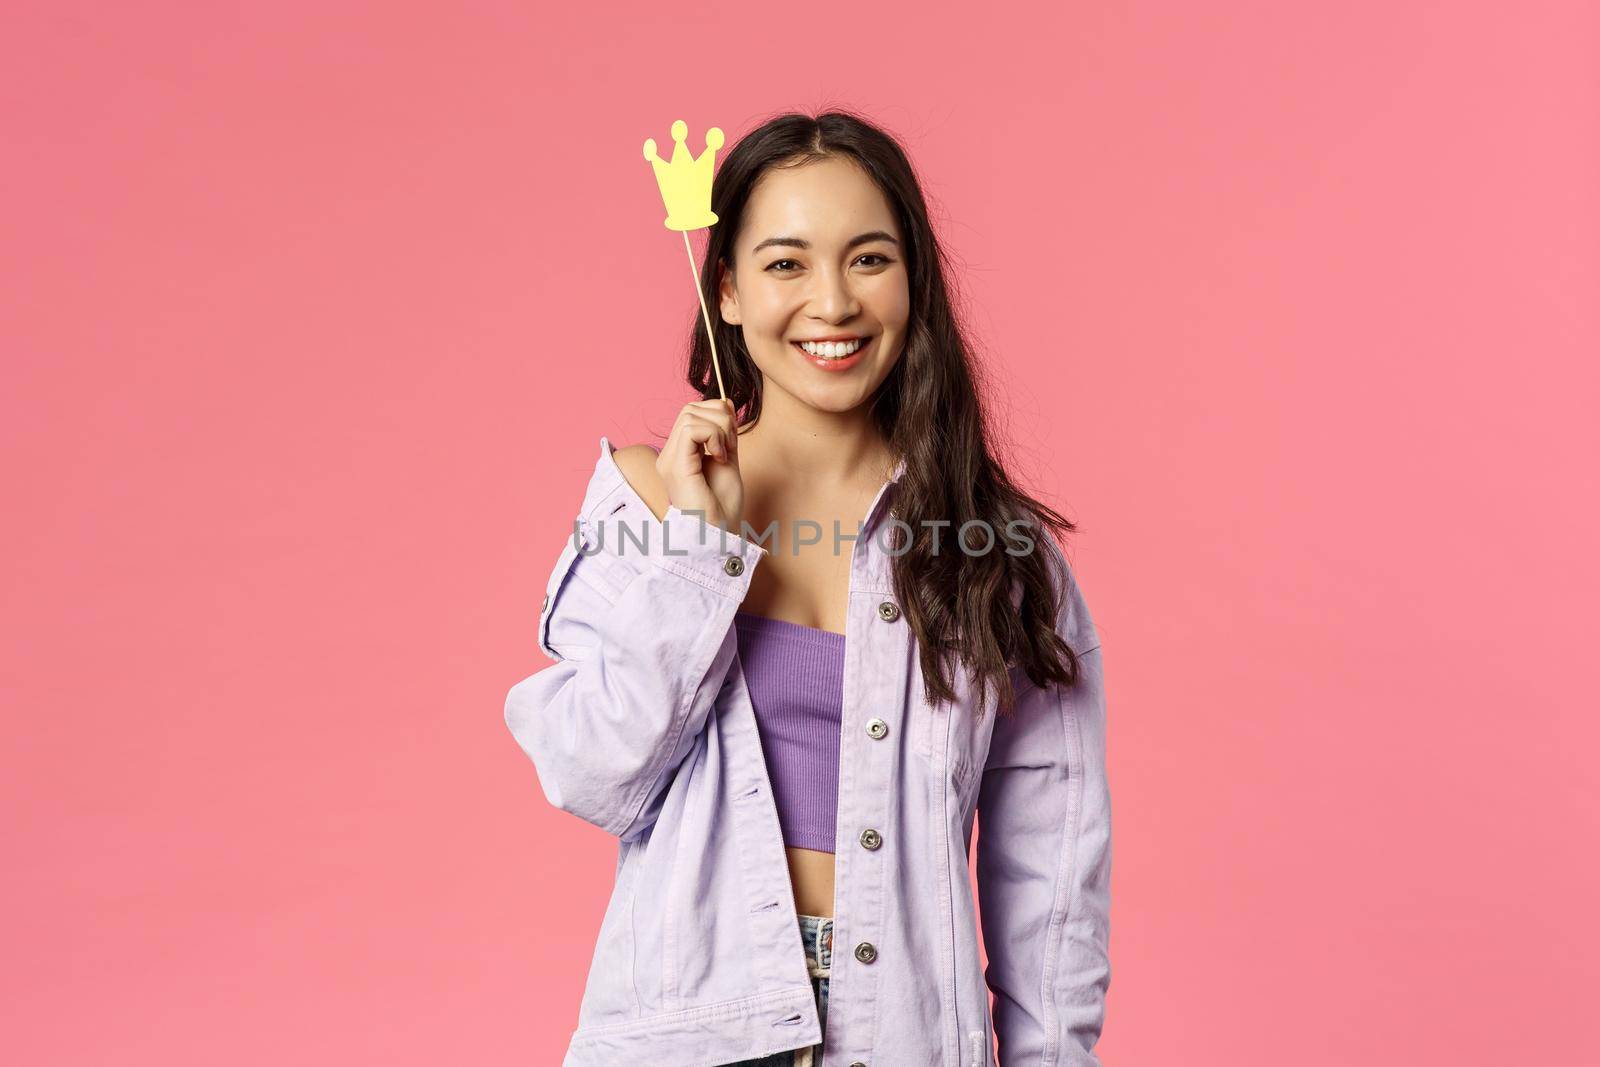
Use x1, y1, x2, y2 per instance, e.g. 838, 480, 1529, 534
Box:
791, 335, 872, 372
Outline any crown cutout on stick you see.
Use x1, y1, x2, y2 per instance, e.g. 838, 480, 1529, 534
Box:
639, 117, 730, 401
643, 119, 724, 232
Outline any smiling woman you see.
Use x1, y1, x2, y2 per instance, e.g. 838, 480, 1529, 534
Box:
504, 109, 1110, 1067
720, 163, 911, 407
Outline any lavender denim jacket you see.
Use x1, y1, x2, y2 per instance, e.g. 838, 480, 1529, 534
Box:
504, 437, 1112, 1066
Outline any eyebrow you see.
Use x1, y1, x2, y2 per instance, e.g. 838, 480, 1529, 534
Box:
751, 230, 900, 254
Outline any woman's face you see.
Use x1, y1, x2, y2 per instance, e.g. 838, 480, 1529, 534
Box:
718, 156, 910, 415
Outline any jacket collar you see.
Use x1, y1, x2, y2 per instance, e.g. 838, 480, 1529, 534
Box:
863, 454, 906, 538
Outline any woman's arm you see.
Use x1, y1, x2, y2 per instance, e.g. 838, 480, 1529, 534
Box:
502, 439, 766, 842
976, 544, 1112, 1064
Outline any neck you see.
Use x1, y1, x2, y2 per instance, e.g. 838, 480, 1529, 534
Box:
738, 387, 895, 488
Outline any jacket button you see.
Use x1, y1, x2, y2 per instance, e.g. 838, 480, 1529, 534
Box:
877, 601, 900, 622
859, 828, 882, 850
853, 941, 877, 964
723, 555, 745, 577
865, 717, 888, 739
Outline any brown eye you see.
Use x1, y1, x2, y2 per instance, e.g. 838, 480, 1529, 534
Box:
857, 253, 891, 267
765, 259, 800, 272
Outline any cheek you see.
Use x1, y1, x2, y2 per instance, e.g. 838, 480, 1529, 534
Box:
742, 283, 800, 331
864, 274, 911, 330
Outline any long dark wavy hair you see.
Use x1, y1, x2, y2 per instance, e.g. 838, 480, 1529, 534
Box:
684, 108, 1084, 717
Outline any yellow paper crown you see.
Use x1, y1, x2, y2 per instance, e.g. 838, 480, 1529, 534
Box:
642, 119, 724, 232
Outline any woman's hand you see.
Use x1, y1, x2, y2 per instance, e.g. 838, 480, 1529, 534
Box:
657, 399, 745, 536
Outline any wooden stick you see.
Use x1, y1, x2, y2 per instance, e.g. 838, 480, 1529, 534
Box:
683, 229, 727, 402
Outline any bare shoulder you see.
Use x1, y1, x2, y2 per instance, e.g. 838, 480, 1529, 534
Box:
612, 443, 670, 521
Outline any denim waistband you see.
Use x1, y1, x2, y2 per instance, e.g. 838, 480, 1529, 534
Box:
797, 913, 833, 978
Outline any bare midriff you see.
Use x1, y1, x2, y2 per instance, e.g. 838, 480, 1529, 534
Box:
786, 846, 836, 918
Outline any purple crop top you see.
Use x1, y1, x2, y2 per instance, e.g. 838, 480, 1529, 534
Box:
732, 611, 845, 854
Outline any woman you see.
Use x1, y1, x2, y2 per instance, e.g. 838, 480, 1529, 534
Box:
504, 110, 1111, 1066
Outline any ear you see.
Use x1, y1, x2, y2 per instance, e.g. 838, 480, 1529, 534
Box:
717, 259, 741, 325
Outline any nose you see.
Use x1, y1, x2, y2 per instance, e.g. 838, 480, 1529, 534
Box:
806, 262, 861, 324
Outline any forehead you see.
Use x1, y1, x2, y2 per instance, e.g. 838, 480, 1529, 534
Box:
741, 156, 900, 248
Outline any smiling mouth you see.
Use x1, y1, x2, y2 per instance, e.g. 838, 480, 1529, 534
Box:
790, 336, 873, 361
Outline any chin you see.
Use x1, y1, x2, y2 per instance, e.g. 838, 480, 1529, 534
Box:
798, 384, 876, 414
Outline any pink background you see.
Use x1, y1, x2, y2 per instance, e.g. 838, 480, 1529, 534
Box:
4, 2, 1596, 1063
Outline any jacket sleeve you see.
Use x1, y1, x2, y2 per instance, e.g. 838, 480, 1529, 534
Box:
503, 455, 767, 842
976, 543, 1111, 1065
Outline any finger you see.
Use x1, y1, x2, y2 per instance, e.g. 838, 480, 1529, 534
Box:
680, 414, 729, 462
689, 396, 736, 418
683, 399, 736, 439
681, 406, 738, 460
669, 404, 737, 466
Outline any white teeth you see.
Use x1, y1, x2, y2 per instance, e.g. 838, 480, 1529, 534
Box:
798, 338, 864, 357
